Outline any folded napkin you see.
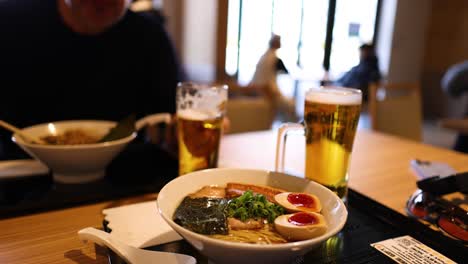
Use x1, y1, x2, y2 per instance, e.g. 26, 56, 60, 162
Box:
103, 201, 182, 248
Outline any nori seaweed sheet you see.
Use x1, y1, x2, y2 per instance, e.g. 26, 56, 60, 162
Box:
173, 197, 229, 235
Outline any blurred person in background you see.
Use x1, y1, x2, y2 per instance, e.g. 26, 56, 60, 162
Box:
0, 0, 184, 160
249, 34, 297, 122
336, 43, 381, 102
440, 61, 468, 153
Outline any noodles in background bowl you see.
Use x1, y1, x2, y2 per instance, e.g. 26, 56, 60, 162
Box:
41, 129, 100, 145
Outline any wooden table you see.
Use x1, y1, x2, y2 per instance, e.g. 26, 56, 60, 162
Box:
219, 130, 468, 214
1, 129, 467, 263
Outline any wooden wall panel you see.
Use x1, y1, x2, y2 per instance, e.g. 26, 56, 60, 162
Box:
422, 0, 468, 118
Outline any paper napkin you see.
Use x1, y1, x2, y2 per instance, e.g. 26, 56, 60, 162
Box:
103, 201, 182, 248
0, 159, 49, 179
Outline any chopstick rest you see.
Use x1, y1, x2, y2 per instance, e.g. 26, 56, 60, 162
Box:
417, 172, 468, 195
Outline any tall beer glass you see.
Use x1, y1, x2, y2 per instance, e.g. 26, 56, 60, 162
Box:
276, 87, 361, 201
177, 82, 228, 175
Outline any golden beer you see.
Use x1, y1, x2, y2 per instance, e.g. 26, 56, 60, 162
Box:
304, 91, 361, 199
177, 109, 223, 175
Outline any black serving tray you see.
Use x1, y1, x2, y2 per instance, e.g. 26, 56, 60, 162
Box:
105, 189, 466, 264
0, 143, 178, 219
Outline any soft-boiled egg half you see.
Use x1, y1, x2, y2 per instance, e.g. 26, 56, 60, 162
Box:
274, 192, 322, 213
274, 212, 328, 241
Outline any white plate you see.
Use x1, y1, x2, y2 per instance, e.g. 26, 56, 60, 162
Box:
0, 159, 49, 179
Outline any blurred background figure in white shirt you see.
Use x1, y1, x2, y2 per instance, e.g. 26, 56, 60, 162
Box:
249, 34, 298, 122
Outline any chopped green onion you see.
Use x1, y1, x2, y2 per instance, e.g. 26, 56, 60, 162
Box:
227, 190, 285, 223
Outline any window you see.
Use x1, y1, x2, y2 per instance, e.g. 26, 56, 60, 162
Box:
330, 0, 379, 76
225, 0, 380, 86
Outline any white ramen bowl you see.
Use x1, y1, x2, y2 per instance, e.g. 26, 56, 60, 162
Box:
12, 120, 137, 184
158, 168, 348, 264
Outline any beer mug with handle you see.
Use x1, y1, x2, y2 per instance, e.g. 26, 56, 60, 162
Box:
177, 82, 228, 175
276, 86, 361, 201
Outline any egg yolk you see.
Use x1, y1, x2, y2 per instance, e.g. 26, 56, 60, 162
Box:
287, 193, 316, 208
288, 212, 319, 226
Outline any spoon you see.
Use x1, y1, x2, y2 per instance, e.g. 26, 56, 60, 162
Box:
0, 120, 45, 144
99, 113, 172, 142
78, 227, 196, 264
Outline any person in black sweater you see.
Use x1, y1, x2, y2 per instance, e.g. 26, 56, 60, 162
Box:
441, 61, 468, 153
0, 0, 184, 159
336, 43, 381, 102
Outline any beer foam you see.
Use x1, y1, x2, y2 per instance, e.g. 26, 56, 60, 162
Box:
178, 109, 220, 120
306, 87, 362, 105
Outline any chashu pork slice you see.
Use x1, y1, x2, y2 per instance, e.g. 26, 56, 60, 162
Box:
189, 186, 226, 199
228, 217, 265, 230
226, 182, 286, 203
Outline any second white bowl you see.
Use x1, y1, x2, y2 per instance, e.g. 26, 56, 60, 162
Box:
12, 120, 136, 184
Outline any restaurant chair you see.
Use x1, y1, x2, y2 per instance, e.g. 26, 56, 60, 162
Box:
226, 97, 275, 134
368, 82, 423, 141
